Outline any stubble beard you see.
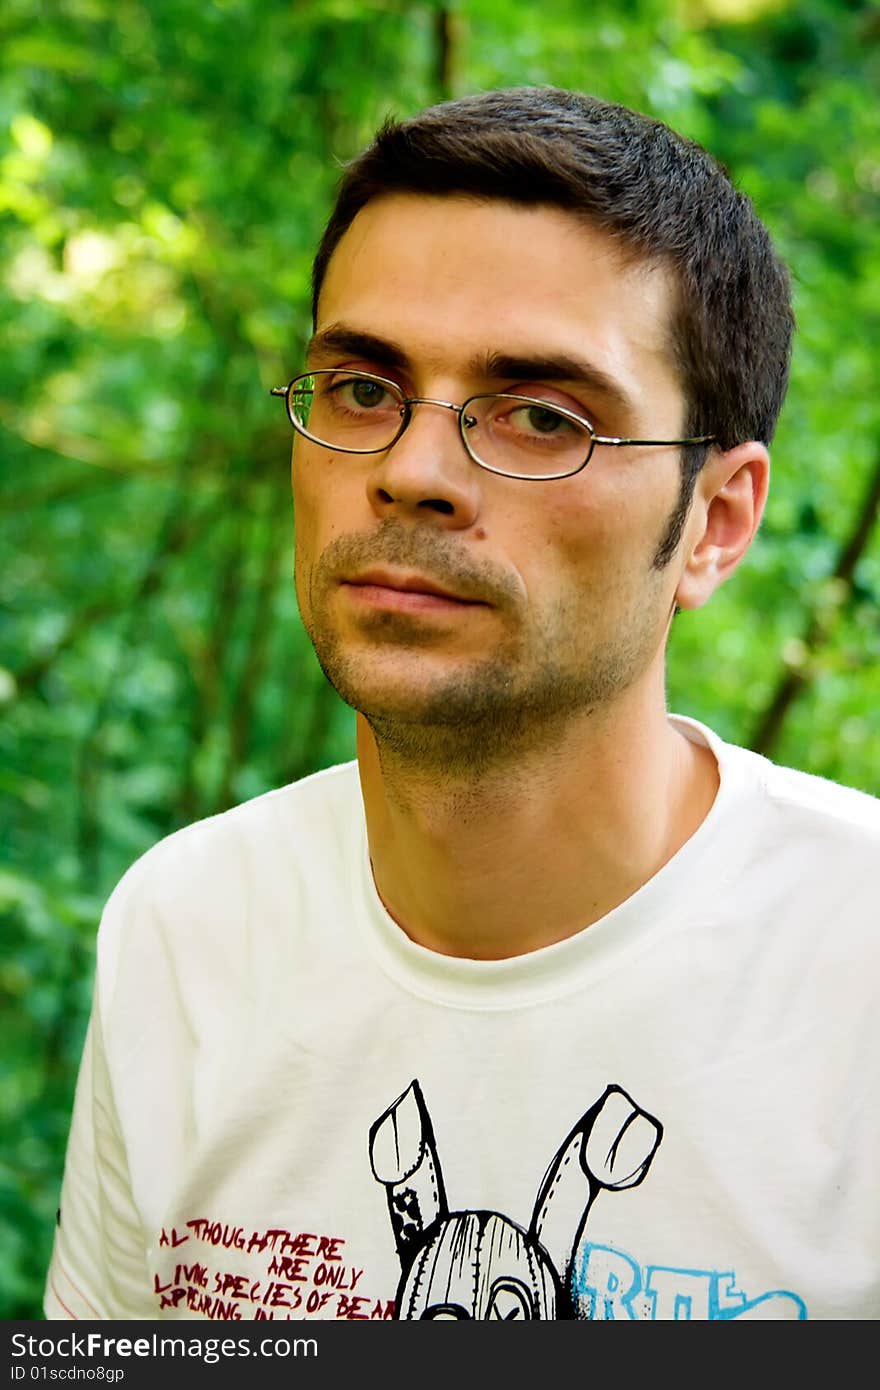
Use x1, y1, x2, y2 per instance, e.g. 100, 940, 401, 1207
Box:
300, 521, 669, 780
309, 610, 636, 777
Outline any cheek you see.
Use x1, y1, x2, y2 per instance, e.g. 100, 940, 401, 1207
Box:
292, 459, 336, 565
291, 439, 322, 515
292, 451, 371, 620
291, 528, 314, 629
520, 491, 662, 619
292, 444, 368, 536
290, 455, 328, 622
517, 493, 616, 588
553, 471, 668, 564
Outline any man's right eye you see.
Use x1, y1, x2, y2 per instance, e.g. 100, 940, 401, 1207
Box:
328, 376, 395, 410
350, 378, 387, 408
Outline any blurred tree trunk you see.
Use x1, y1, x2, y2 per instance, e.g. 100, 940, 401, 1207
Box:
751, 448, 880, 755
433, 6, 457, 101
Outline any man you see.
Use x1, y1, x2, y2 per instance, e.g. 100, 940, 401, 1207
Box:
46, 87, 879, 1322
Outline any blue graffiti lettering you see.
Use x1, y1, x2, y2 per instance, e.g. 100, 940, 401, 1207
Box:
574, 1243, 807, 1320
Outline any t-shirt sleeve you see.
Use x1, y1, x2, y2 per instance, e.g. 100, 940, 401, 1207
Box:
43, 988, 156, 1320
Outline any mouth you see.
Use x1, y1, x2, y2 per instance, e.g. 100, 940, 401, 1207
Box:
341, 568, 486, 613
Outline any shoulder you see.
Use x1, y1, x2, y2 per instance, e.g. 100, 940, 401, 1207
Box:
726, 739, 880, 850
114, 758, 361, 884
676, 714, 880, 841
95, 761, 363, 1001
757, 757, 880, 833
673, 713, 880, 923
671, 718, 879, 1011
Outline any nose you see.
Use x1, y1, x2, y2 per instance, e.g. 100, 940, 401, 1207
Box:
366, 400, 482, 529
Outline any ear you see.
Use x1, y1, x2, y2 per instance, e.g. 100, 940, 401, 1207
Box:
675, 441, 770, 611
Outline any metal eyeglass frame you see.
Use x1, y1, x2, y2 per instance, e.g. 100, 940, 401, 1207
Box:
270, 369, 716, 482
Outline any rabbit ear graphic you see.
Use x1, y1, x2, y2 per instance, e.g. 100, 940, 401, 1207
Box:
582, 1087, 663, 1192
530, 1086, 662, 1280
370, 1080, 448, 1269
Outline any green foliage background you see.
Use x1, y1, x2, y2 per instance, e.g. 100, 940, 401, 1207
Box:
2, 0, 878, 1318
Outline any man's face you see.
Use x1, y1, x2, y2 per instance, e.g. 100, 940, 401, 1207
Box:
292, 194, 693, 758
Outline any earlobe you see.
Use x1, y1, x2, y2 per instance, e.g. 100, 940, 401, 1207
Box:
675, 442, 770, 611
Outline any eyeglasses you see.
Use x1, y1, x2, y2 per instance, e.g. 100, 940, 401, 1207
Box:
270, 369, 715, 482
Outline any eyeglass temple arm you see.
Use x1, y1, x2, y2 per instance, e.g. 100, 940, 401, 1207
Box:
592, 433, 716, 447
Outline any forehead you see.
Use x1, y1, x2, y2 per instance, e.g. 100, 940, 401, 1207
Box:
316, 194, 677, 397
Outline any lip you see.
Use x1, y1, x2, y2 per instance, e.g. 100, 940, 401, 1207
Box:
341, 568, 484, 610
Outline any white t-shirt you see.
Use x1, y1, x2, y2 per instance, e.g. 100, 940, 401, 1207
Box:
44, 718, 880, 1321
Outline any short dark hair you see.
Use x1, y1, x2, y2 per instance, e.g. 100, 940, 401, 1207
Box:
311, 87, 794, 560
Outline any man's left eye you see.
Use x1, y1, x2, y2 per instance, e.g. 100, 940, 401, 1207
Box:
526, 405, 569, 433
507, 403, 575, 436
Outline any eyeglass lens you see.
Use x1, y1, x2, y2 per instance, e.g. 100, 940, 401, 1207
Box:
290, 371, 593, 479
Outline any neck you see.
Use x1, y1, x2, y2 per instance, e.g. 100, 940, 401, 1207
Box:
356, 679, 719, 960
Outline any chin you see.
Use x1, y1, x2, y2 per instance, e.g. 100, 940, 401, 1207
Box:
329, 674, 467, 727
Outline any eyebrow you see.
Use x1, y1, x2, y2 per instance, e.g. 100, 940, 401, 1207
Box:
307, 327, 409, 371
477, 350, 634, 417
306, 325, 635, 417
